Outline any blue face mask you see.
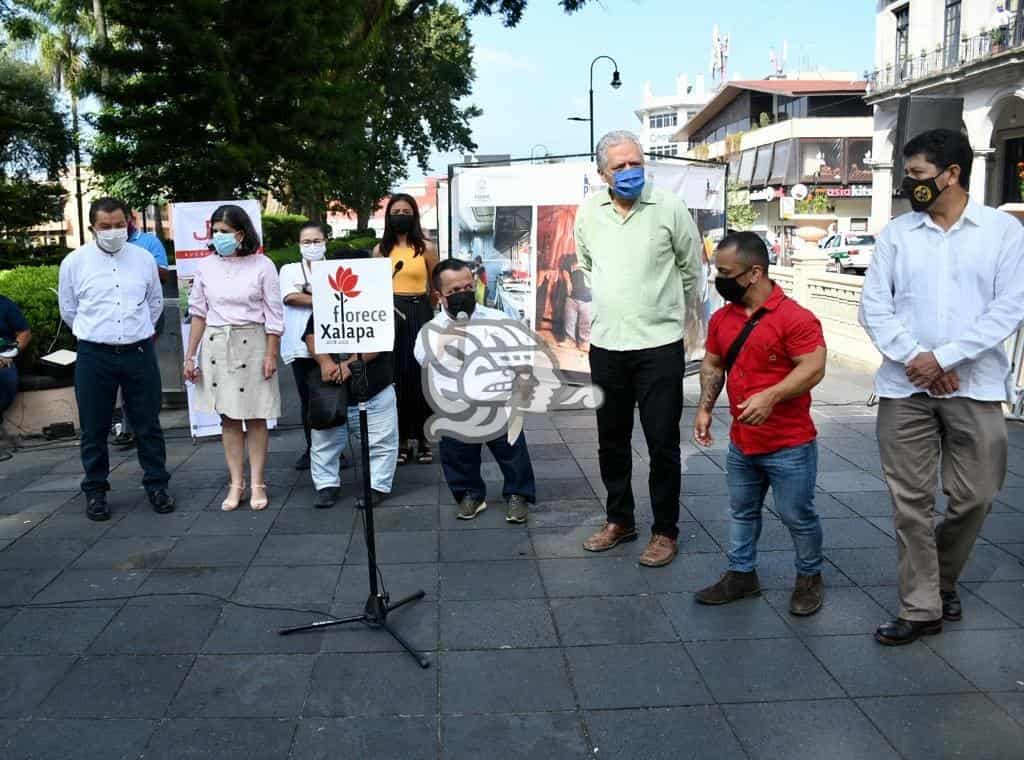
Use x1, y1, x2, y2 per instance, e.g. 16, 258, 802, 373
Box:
212, 231, 240, 257
611, 166, 645, 200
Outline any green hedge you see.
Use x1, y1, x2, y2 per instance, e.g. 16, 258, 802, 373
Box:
261, 213, 310, 250
0, 241, 72, 271
0, 265, 72, 365
264, 237, 378, 271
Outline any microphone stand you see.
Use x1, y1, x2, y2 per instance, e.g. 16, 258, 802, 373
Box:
279, 264, 428, 668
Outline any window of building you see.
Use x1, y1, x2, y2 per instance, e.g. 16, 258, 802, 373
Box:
752, 144, 773, 185
894, 5, 910, 79
728, 153, 741, 181
799, 138, 843, 183
768, 140, 791, 185
649, 144, 680, 158
846, 139, 873, 183
737, 149, 756, 185
944, 1, 961, 68
649, 112, 678, 130
850, 218, 868, 232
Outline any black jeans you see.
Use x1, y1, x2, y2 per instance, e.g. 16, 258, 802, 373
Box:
75, 340, 169, 496
439, 433, 537, 504
589, 340, 684, 539
0, 365, 17, 422
290, 358, 317, 452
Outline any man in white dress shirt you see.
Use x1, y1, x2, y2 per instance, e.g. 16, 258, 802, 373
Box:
859, 129, 1024, 646
58, 197, 174, 521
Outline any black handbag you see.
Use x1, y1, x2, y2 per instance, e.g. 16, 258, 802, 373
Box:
306, 364, 349, 430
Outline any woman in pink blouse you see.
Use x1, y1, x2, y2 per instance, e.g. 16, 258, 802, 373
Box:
183, 205, 284, 510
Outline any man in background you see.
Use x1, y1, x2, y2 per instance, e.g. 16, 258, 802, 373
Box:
0, 295, 31, 461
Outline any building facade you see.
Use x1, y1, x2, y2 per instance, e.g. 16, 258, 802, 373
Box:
636, 75, 710, 158
867, 0, 1024, 229
674, 75, 874, 253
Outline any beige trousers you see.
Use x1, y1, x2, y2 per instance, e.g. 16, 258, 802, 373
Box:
876, 395, 1007, 621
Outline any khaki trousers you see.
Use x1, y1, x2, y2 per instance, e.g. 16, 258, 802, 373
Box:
876, 395, 1007, 621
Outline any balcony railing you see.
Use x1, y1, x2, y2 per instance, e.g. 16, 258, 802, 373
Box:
868, 21, 1023, 94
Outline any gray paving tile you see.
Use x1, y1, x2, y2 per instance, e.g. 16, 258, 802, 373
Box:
306, 652, 437, 717
439, 560, 544, 600
825, 547, 900, 586
966, 580, 1024, 624
0, 512, 54, 540
640, 552, 730, 594
863, 584, 1018, 631
442, 713, 587, 760
170, 654, 315, 717
660, 593, 792, 641
820, 517, 896, 548
160, 535, 263, 568
346, 530, 438, 564
372, 504, 440, 531
187, 510, 276, 536
531, 525, 642, 559
252, 534, 347, 565
765, 586, 890, 637
0, 568, 60, 604
136, 567, 245, 600
584, 706, 744, 760
806, 634, 975, 697
0, 538, 90, 569
141, 718, 297, 760
233, 565, 340, 608
103, 510, 199, 537
0, 491, 73, 515
723, 699, 900, 760
926, 629, 1024, 691
269, 506, 354, 534
989, 692, 1024, 726
440, 649, 573, 714
89, 603, 221, 654
0, 606, 118, 654
0, 654, 76, 716
203, 605, 325, 654
525, 499, 609, 529
3, 718, 157, 760
538, 556, 650, 597
440, 599, 556, 649
334, 563, 439, 605
830, 491, 895, 517
319, 600, 438, 654
687, 638, 844, 702
440, 529, 534, 562
31, 568, 149, 604
567, 642, 712, 709
957, 544, 1024, 582
551, 595, 677, 646
858, 694, 1024, 760
41, 654, 192, 718
72, 536, 176, 569
753, 551, 854, 590
293, 716, 438, 760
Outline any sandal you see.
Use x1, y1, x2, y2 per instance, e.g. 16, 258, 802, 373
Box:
397, 447, 411, 466
416, 443, 433, 464
221, 481, 246, 512
250, 484, 269, 511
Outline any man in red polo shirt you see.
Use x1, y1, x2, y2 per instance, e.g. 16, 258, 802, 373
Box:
693, 231, 828, 616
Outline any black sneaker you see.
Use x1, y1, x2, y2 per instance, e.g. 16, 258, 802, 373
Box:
86, 494, 110, 522
148, 489, 175, 514
505, 495, 529, 524
295, 450, 311, 471
112, 432, 135, 448
315, 487, 339, 509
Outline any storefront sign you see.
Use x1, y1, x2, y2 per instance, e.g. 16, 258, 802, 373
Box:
825, 185, 872, 198
749, 187, 780, 202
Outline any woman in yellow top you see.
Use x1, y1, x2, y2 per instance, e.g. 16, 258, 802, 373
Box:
374, 194, 439, 464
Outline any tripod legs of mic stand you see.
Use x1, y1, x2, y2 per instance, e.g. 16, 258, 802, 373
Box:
278, 383, 429, 669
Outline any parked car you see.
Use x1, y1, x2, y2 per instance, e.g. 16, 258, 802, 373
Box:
820, 232, 876, 275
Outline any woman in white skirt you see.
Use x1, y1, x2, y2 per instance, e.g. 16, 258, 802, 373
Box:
183, 205, 284, 510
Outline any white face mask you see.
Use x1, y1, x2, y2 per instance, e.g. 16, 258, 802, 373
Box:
300, 242, 326, 261
95, 228, 128, 254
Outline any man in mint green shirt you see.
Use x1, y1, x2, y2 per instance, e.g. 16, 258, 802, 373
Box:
575, 130, 701, 568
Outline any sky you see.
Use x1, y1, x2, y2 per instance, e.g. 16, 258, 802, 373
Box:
411, 0, 877, 181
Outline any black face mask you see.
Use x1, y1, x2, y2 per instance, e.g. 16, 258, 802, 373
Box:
901, 169, 949, 213
389, 214, 414, 235
715, 268, 752, 305
445, 290, 476, 319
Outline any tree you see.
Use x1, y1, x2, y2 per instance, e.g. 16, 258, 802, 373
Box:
312, 2, 479, 229
726, 182, 757, 231
0, 54, 72, 236
465, 0, 589, 26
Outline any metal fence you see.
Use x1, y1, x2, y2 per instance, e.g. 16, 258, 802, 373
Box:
868, 21, 1023, 94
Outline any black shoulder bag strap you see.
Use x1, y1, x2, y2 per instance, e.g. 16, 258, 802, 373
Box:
723, 307, 768, 373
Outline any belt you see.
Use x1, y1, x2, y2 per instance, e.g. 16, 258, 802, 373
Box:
79, 339, 151, 354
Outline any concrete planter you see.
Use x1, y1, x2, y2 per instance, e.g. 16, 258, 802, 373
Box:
790, 214, 836, 250
3, 381, 79, 438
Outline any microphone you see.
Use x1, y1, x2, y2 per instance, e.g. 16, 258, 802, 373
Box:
392, 260, 404, 278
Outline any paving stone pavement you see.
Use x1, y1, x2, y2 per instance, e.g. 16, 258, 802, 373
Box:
0, 364, 1022, 759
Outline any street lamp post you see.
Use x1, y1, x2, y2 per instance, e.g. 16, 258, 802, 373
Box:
567, 56, 622, 158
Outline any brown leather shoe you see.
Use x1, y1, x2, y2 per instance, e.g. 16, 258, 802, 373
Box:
582, 522, 638, 552
695, 570, 761, 605
790, 573, 824, 616
638, 535, 678, 567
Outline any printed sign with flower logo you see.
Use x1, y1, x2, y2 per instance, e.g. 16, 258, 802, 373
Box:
311, 258, 395, 353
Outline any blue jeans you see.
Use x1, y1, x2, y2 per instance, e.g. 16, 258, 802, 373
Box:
726, 441, 823, 576
75, 340, 169, 496
439, 432, 536, 504
310, 385, 398, 493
